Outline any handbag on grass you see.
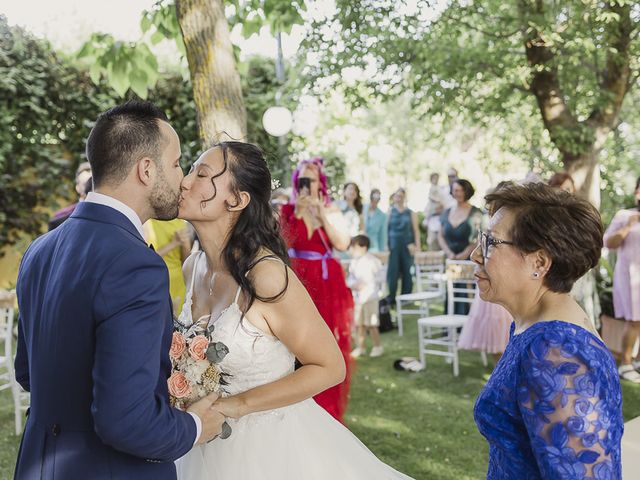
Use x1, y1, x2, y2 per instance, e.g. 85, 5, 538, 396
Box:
378, 297, 394, 333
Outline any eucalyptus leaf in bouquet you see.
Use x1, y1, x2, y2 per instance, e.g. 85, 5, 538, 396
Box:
207, 342, 229, 364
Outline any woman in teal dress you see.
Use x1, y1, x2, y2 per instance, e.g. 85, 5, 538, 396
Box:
364, 188, 387, 253
438, 179, 482, 260
438, 178, 482, 314
386, 188, 420, 304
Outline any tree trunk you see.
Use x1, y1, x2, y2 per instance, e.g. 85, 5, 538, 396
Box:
518, 0, 633, 207
565, 148, 601, 208
175, 0, 247, 147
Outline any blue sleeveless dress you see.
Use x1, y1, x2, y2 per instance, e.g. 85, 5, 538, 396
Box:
474, 321, 623, 479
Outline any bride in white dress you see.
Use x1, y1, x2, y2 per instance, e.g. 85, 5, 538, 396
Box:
175, 142, 413, 479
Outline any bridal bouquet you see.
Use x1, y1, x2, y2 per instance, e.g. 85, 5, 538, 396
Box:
168, 319, 229, 411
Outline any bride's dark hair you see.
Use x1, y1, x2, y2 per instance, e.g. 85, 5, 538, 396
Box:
203, 141, 290, 314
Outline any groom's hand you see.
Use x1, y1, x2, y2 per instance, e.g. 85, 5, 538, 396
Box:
188, 393, 226, 444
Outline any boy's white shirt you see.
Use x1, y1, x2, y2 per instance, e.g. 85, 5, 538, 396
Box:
347, 253, 383, 304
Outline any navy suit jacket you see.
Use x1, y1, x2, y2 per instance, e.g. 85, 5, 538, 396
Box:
14, 202, 196, 479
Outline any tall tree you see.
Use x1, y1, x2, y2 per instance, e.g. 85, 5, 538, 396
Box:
78, 0, 247, 146
517, 0, 635, 205
303, 0, 640, 205
78, 0, 307, 149
175, 0, 247, 144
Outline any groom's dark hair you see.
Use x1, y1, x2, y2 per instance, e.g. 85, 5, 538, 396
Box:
86, 101, 169, 187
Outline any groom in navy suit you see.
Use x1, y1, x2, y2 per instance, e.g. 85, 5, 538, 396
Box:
14, 102, 225, 479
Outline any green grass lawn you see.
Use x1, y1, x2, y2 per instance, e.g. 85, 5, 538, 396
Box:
344, 317, 640, 479
1, 315, 640, 479
0, 388, 20, 478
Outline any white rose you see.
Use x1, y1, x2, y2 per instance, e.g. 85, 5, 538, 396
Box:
184, 358, 210, 384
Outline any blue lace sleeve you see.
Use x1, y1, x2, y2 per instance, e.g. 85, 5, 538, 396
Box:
516, 328, 621, 479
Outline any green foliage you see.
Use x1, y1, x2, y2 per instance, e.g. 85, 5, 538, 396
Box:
75, 0, 179, 100
299, 0, 640, 213
304, 0, 638, 123
239, 55, 347, 188
227, 0, 307, 36
146, 73, 200, 169
318, 149, 347, 196
76, 33, 160, 99
240, 55, 297, 184
73, 0, 312, 184
140, 0, 186, 54
0, 16, 114, 250
0, 16, 313, 248
78, 0, 309, 100
147, 55, 305, 187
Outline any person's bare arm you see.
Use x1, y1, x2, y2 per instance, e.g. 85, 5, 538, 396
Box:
408, 211, 421, 254
176, 227, 193, 261
454, 243, 476, 260
438, 229, 454, 259
312, 198, 351, 252
295, 194, 351, 251
321, 209, 351, 251
605, 214, 639, 249
211, 260, 345, 418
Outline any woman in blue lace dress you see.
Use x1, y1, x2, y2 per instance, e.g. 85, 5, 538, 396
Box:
470, 183, 623, 479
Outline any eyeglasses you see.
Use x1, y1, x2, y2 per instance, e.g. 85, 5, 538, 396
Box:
477, 231, 514, 258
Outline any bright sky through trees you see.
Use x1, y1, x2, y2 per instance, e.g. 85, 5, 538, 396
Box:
0, 0, 310, 61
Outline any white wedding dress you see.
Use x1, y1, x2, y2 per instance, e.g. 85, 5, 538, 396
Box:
175, 255, 414, 479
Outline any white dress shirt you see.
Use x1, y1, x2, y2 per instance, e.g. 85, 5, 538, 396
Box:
85, 191, 203, 445
347, 253, 384, 304
85, 192, 145, 239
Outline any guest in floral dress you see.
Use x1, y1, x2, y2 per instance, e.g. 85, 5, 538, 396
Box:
604, 176, 640, 383
471, 183, 622, 479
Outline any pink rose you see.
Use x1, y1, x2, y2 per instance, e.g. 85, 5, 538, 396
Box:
168, 372, 192, 398
170, 332, 186, 359
189, 335, 209, 361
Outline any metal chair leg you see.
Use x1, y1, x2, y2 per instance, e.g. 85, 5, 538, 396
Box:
13, 383, 22, 435
418, 323, 426, 367
452, 328, 460, 377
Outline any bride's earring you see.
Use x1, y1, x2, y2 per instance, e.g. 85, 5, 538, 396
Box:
532, 272, 539, 279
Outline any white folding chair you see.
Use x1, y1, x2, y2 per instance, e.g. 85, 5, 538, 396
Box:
417, 260, 476, 376
0, 291, 29, 435
395, 251, 446, 336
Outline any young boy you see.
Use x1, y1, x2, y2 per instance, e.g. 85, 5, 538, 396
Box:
347, 235, 385, 357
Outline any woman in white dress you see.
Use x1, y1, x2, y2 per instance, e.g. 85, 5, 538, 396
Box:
175, 142, 412, 479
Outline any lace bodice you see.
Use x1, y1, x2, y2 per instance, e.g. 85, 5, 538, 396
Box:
474, 321, 623, 479
177, 253, 295, 396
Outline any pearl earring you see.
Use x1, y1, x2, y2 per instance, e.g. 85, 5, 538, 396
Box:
533, 272, 539, 278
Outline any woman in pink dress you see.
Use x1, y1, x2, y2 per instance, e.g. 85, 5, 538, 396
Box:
604, 176, 640, 383
458, 291, 513, 363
